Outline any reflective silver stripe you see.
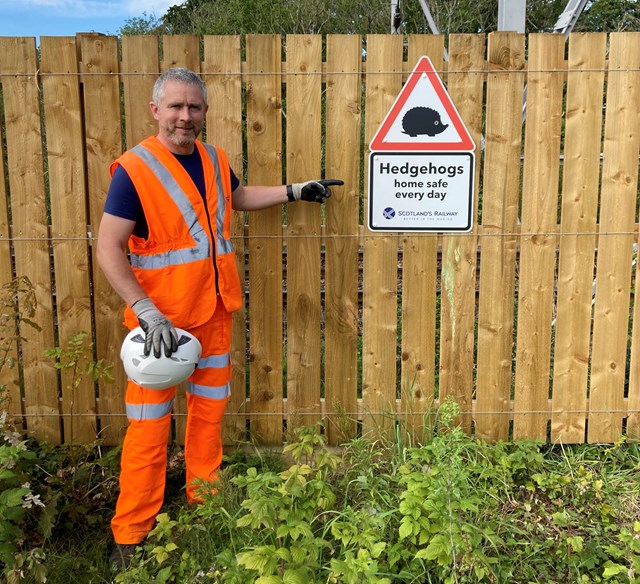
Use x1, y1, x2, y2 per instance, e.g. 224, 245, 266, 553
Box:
126, 400, 174, 421
186, 381, 230, 400
198, 353, 230, 369
130, 247, 210, 270
202, 144, 233, 255
129, 144, 210, 269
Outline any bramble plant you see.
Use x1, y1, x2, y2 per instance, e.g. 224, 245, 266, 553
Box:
1, 278, 120, 583
0, 276, 41, 376
0, 277, 47, 583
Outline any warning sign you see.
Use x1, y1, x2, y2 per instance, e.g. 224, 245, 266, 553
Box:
369, 56, 475, 152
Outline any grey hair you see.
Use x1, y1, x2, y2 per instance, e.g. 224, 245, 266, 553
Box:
152, 67, 207, 105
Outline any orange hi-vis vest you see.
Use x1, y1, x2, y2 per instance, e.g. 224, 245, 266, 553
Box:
111, 136, 242, 330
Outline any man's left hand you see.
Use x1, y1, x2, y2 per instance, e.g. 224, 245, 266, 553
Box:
287, 179, 344, 203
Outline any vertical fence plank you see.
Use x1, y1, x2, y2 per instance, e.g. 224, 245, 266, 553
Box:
513, 34, 565, 440
552, 33, 606, 444
0, 38, 59, 442
161, 34, 201, 444
203, 35, 247, 445
118, 36, 158, 440
589, 32, 640, 443
246, 35, 284, 444
121, 36, 159, 150
0, 83, 21, 429
438, 34, 485, 432
362, 34, 404, 436
41, 37, 96, 443
80, 34, 126, 445
162, 35, 200, 72
285, 35, 323, 431
324, 35, 361, 445
398, 35, 444, 439
475, 32, 525, 442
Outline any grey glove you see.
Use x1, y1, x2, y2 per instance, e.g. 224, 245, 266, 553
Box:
131, 298, 178, 358
286, 179, 344, 203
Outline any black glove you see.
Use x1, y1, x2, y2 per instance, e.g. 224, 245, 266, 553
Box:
286, 179, 344, 203
131, 298, 179, 358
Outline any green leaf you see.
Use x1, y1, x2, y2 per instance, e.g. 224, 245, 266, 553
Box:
552, 511, 569, 527
417, 534, 451, 563
152, 546, 169, 563
238, 546, 276, 573
0, 487, 30, 507
399, 519, 414, 541
276, 524, 290, 539
567, 536, 584, 553
0, 469, 17, 481
371, 541, 386, 559
156, 566, 174, 583
237, 514, 254, 528
602, 562, 627, 579
0, 542, 18, 557
283, 569, 310, 584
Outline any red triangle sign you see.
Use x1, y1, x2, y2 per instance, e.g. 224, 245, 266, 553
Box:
369, 56, 475, 152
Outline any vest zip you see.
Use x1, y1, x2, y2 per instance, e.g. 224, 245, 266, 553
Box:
203, 202, 220, 294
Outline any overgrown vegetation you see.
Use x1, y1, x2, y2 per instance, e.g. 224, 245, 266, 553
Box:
0, 398, 639, 583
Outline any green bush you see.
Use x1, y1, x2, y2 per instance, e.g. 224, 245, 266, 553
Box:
107, 406, 640, 583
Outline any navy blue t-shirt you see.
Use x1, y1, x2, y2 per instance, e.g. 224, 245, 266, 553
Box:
104, 147, 240, 239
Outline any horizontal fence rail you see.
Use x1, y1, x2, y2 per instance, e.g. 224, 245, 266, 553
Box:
0, 32, 639, 447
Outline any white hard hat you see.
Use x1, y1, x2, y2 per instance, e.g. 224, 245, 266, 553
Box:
120, 327, 202, 389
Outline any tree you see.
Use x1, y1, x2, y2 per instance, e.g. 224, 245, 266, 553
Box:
118, 12, 166, 36
576, 0, 640, 31
162, 0, 392, 35
118, 0, 639, 36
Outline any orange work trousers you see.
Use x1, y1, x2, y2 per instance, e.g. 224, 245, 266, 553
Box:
111, 301, 232, 545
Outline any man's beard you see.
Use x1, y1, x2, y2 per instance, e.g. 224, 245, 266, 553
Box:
166, 125, 199, 147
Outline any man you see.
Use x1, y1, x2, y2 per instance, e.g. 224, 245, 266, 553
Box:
96, 67, 342, 567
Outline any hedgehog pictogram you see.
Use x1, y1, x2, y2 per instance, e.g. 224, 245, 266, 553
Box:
401, 106, 448, 137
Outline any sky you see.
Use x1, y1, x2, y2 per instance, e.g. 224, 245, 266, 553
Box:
0, 0, 176, 39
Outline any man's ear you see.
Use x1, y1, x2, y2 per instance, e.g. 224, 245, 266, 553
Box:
149, 101, 159, 120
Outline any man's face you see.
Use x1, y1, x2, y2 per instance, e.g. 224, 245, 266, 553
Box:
150, 80, 208, 154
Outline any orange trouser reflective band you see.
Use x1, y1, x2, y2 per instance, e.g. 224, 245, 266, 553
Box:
111, 301, 232, 544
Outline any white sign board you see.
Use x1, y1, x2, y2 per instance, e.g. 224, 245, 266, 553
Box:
368, 56, 476, 233
368, 152, 474, 232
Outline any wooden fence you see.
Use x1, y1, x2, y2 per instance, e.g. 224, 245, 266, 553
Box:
1, 32, 639, 447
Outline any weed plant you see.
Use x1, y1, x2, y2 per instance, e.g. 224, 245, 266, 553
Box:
111, 401, 640, 583
0, 413, 639, 583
